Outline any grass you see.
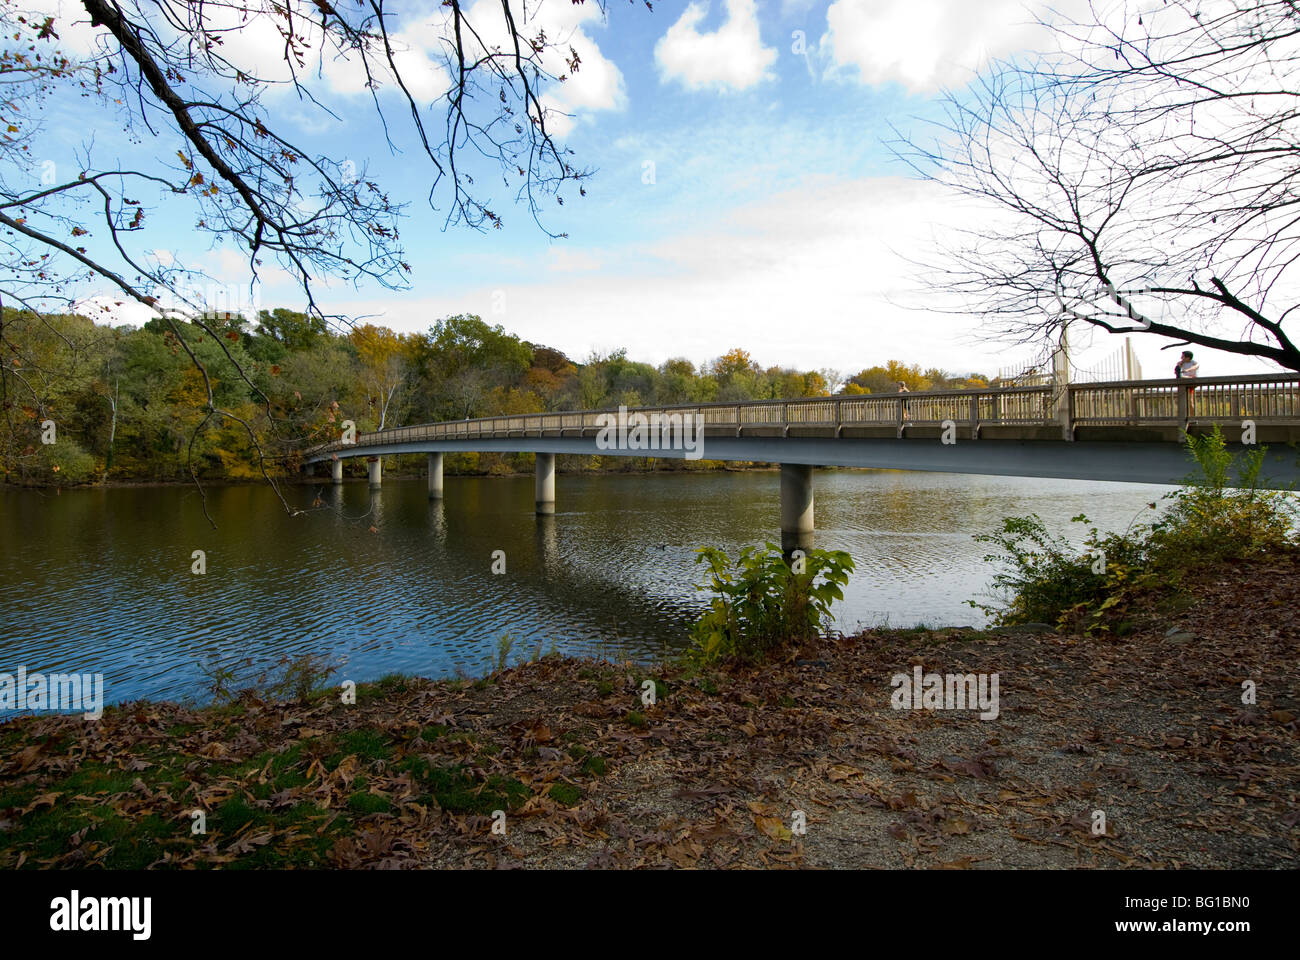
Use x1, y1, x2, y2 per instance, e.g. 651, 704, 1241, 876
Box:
548, 782, 582, 807
0, 668, 547, 869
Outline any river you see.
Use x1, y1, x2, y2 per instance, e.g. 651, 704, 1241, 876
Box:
0, 470, 1171, 706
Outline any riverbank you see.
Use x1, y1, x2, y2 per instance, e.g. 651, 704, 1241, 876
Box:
1, 458, 786, 489
2, 551, 1295, 869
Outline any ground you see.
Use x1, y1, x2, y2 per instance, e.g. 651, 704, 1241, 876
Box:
0, 554, 1296, 869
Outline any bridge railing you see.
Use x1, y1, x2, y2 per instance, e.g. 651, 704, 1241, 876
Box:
303, 373, 1299, 456
1071, 373, 1300, 424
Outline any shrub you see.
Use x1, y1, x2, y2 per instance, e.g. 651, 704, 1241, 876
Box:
688, 542, 854, 664
971, 428, 1296, 633
199, 652, 340, 705
42, 439, 96, 484
1148, 429, 1296, 566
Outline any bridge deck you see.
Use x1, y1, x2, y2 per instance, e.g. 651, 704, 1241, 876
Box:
303, 374, 1300, 487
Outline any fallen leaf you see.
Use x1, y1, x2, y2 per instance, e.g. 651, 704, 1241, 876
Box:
754, 816, 793, 842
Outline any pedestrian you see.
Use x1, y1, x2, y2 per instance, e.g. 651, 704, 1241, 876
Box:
897, 381, 910, 421
1174, 350, 1199, 416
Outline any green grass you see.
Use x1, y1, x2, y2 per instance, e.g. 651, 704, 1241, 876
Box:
397, 755, 528, 814
639, 678, 669, 702
326, 726, 392, 765
548, 782, 582, 806
347, 791, 393, 815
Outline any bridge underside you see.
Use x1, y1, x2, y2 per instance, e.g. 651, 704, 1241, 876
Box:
306, 435, 1300, 488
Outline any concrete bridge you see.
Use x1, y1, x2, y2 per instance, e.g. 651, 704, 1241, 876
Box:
303, 373, 1300, 550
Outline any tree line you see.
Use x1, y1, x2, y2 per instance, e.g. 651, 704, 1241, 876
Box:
0, 307, 993, 485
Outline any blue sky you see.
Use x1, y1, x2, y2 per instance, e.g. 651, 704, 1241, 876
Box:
25, 0, 1282, 378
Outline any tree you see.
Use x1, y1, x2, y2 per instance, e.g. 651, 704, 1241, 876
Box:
898, 0, 1300, 371
256, 309, 327, 353
348, 324, 412, 431
712, 347, 756, 382
0, 0, 639, 497
847, 361, 930, 394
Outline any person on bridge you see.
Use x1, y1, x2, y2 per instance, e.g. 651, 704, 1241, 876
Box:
897, 381, 910, 421
1175, 350, 1199, 417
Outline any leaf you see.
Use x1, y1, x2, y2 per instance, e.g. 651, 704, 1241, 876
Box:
17, 792, 61, 815
226, 828, 274, 854
754, 815, 793, 841
827, 763, 861, 782
14, 744, 42, 771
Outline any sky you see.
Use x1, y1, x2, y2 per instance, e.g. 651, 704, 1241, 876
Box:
22, 0, 1285, 380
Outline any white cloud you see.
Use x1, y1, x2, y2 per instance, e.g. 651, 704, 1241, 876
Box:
16, 0, 449, 101
821, 0, 1090, 93
655, 0, 778, 93
412, 0, 625, 138
546, 247, 604, 273
14, 0, 106, 58
332, 176, 1015, 374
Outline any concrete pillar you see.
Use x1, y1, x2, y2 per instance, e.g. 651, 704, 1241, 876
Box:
427, 452, 444, 499
331, 458, 343, 484
535, 452, 555, 515
780, 463, 814, 554
367, 456, 382, 488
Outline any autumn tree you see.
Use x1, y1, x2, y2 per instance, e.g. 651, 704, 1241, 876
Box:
348, 323, 413, 431
847, 361, 931, 394
0, 0, 639, 493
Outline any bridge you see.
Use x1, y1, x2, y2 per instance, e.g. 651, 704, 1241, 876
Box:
303, 373, 1300, 550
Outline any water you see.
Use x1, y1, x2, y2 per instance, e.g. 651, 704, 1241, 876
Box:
0, 470, 1169, 706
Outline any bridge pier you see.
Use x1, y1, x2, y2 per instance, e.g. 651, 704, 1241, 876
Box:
331, 458, 343, 484
427, 453, 444, 499
535, 452, 556, 515
367, 456, 382, 488
780, 463, 814, 554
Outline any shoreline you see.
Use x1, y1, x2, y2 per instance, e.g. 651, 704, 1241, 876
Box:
2, 551, 1295, 869
0, 462, 796, 491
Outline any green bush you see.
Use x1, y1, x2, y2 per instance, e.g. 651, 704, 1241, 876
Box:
688, 542, 854, 664
971, 428, 1296, 633
1148, 430, 1295, 566
42, 439, 97, 484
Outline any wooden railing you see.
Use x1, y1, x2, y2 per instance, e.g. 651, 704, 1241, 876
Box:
304, 373, 1300, 456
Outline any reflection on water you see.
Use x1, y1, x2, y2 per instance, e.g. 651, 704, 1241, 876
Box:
0, 470, 1170, 706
